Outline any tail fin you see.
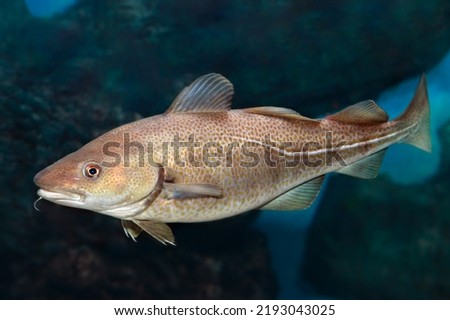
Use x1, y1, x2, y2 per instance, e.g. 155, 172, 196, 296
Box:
396, 74, 431, 152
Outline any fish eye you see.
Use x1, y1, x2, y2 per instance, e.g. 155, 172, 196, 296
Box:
83, 163, 101, 179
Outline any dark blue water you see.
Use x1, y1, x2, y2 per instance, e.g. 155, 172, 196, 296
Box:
1, 0, 449, 299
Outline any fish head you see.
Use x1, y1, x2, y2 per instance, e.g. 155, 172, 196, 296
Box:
34, 135, 162, 219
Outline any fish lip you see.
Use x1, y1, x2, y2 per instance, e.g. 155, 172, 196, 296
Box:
37, 188, 85, 204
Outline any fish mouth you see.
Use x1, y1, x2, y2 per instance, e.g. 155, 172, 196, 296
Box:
37, 189, 85, 206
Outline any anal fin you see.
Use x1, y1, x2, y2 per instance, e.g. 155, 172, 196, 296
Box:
261, 175, 324, 211
336, 149, 386, 179
133, 220, 176, 246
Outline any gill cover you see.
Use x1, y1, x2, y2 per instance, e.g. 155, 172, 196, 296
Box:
97, 164, 164, 218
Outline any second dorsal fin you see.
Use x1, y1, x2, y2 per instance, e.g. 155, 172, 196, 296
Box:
243, 106, 319, 122
165, 73, 234, 114
326, 100, 389, 124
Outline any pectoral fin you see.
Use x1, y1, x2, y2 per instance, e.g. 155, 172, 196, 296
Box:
133, 220, 176, 246
336, 149, 386, 179
163, 182, 223, 200
121, 220, 143, 242
261, 175, 325, 211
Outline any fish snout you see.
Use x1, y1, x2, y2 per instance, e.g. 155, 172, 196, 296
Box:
33, 169, 45, 188
34, 160, 73, 190
34, 166, 86, 206
33, 167, 53, 190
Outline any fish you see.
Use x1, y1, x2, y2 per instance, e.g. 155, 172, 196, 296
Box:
34, 73, 431, 245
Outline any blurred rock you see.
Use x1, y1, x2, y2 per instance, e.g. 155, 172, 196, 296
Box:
1, 0, 449, 299
0, 60, 276, 300
301, 121, 450, 299
5, 205, 276, 299
4, 1, 450, 115
0, 0, 279, 298
55, 0, 450, 114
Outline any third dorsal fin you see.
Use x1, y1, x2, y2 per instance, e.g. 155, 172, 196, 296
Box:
165, 73, 234, 114
326, 100, 388, 124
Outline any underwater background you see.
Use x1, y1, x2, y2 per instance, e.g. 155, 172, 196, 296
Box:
1, 0, 449, 299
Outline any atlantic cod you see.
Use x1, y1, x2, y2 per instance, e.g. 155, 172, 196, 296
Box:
34, 73, 431, 245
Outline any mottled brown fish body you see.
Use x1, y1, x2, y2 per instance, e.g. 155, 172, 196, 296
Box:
126, 111, 399, 222
34, 73, 431, 244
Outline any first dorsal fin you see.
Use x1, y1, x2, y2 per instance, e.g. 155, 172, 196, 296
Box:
165, 73, 234, 114
243, 106, 319, 122
326, 100, 389, 124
